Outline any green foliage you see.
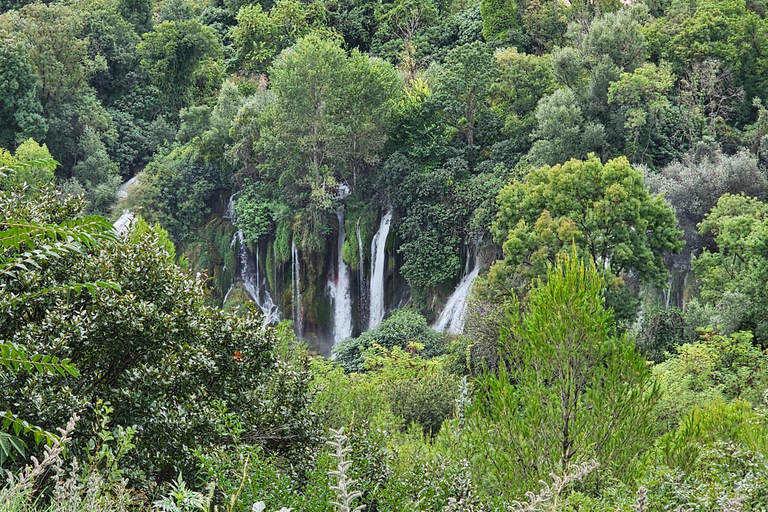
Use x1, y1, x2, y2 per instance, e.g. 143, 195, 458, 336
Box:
130, 145, 229, 243
138, 19, 224, 116
645, 148, 768, 263
652, 329, 768, 435
694, 193, 768, 343
333, 308, 445, 373
231, 0, 330, 75
480, 0, 520, 44
459, 255, 659, 499
0, 142, 55, 195
645, 0, 768, 112
608, 62, 676, 163
635, 307, 690, 363
0, 30, 46, 149
432, 41, 498, 148
1, 184, 315, 486
527, 88, 605, 167
492, 48, 556, 154
256, 34, 399, 251
490, 155, 683, 298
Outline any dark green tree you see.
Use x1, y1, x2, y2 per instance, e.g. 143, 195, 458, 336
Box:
0, 30, 46, 149
693, 193, 768, 344
137, 19, 224, 116
432, 41, 498, 149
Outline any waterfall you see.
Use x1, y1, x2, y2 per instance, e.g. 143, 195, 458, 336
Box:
113, 176, 140, 234
237, 231, 281, 325
330, 208, 353, 343
292, 237, 303, 335
356, 218, 368, 330
369, 208, 393, 330
432, 242, 481, 335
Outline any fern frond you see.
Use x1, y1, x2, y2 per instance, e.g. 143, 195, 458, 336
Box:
0, 158, 59, 177
0, 410, 59, 465
0, 216, 117, 251
0, 342, 79, 377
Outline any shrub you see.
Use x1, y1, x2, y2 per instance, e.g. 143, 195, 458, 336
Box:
334, 309, 445, 373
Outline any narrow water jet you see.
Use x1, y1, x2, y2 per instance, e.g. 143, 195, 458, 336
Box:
369, 208, 393, 330
292, 237, 303, 336
356, 218, 368, 331
330, 208, 353, 343
432, 241, 481, 335
237, 231, 281, 324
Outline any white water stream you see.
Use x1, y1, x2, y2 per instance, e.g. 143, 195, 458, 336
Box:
432, 243, 481, 335
292, 237, 303, 335
330, 208, 353, 342
238, 231, 281, 325
368, 208, 393, 330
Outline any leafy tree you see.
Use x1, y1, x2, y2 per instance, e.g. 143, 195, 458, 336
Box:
693, 193, 768, 344
375, 0, 438, 78
137, 19, 224, 116
130, 145, 227, 243
458, 255, 659, 497
645, 0, 768, 114
393, 157, 477, 302
0, 139, 55, 195
231, 0, 329, 75
1, 181, 314, 483
652, 329, 767, 434
81, 0, 143, 103
255, 34, 398, 251
361, 344, 460, 436
0, 157, 117, 465
490, 155, 683, 297
491, 48, 556, 154
608, 61, 676, 164
480, 0, 521, 45
0, 30, 46, 149
385, 78, 448, 164
69, 126, 122, 214
13, 2, 117, 177
645, 148, 768, 266
118, 0, 153, 34
527, 88, 605, 167
432, 41, 498, 149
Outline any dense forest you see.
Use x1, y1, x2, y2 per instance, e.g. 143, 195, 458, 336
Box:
3, 0, 768, 509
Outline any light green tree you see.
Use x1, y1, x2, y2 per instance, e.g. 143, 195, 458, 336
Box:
489, 155, 683, 296
458, 255, 659, 498
693, 193, 768, 344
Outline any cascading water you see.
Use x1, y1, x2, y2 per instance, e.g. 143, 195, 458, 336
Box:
113, 176, 140, 234
237, 231, 281, 325
329, 208, 353, 343
356, 218, 368, 330
369, 208, 393, 330
432, 241, 481, 335
292, 237, 303, 336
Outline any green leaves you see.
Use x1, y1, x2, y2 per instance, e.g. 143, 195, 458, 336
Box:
0, 342, 79, 377
0, 216, 116, 251
693, 193, 768, 343
0, 410, 57, 465
490, 155, 683, 296
463, 255, 659, 498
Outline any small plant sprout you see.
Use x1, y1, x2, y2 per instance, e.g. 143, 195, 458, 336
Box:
326, 427, 365, 512
510, 460, 599, 512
